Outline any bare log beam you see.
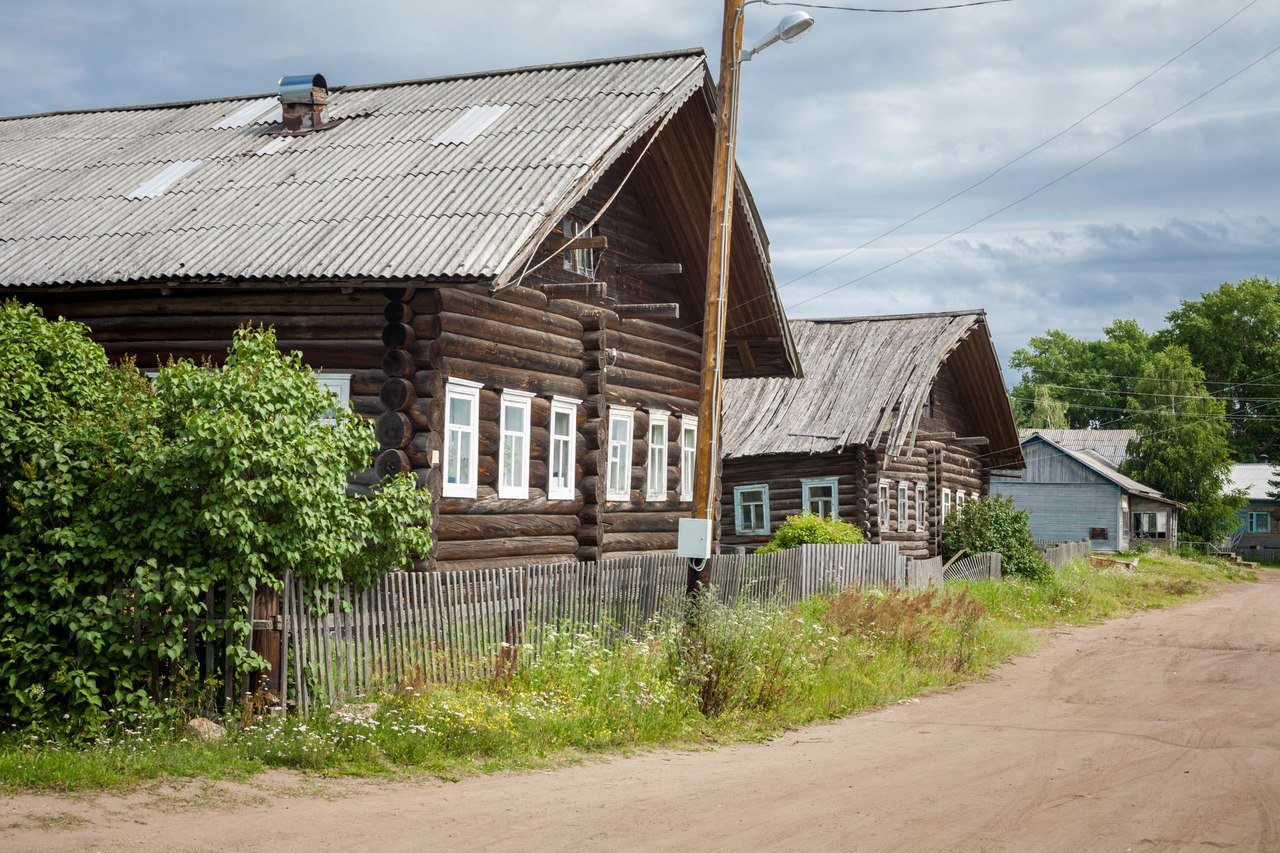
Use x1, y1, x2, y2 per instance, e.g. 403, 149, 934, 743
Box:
542, 282, 608, 301
618, 263, 683, 276
561, 235, 607, 252
616, 303, 679, 319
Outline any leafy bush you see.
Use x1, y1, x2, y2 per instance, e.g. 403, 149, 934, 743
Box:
941, 495, 1050, 581
757, 511, 866, 554
0, 304, 431, 733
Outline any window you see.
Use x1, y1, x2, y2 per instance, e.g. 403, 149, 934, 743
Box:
897, 482, 909, 532
548, 396, 579, 501
315, 373, 351, 426
941, 488, 953, 527
606, 406, 634, 501
562, 215, 595, 277
878, 480, 890, 525
955, 490, 966, 509
498, 389, 534, 499
1249, 512, 1272, 534
804, 477, 839, 519
915, 483, 926, 533
679, 415, 698, 502
734, 485, 770, 535
1133, 511, 1169, 539
443, 379, 482, 499
646, 410, 669, 501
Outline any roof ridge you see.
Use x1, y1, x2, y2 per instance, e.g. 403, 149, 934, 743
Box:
796, 309, 986, 324
0, 47, 707, 124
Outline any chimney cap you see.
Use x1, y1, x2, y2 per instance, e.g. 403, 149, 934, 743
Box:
278, 73, 328, 105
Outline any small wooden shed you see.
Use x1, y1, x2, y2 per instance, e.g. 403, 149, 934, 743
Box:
719, 310, 1023, 557
0, 49, 800, 571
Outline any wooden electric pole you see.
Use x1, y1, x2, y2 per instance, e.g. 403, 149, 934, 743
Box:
689, 0, 746, 594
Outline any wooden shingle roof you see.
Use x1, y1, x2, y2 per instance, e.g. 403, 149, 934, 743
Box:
721, 310, 1022, 467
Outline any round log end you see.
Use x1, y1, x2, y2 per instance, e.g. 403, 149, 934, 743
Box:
374, 448, 412, 480
374, 410, 413, 449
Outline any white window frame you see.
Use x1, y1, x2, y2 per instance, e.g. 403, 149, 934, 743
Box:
942, 488, 953, 527
1249, 511, 1271, 534
878, 479, 890, 525
804, 477, 840, 519
561, 215, 595, 277
646, 410, 670, 501
679, 415, 698, 502
897, 481, 909, 533
915, 483, 927, 533
956, 490, 966, 509
606, 406, 635, 502
497, 389, 534, 500
548, 396, 580, 501
442, 378, 483, 499
315, 372, 351, 426
734, 484, 771, 536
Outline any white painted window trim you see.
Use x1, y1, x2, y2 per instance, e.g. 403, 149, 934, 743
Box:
956, 490, 966, 509
897, 481, 909, 532
606, 406, 635, 502
734, 484, 771, 535
315, 372, 352, 426
498, 389, 534, 500
442, 378, 483, 499
646, 410, 670, 501
548, 395, 580, 501
804, 476, 840, 519
915, 483, 927, 533
679, 415, 698, 502
941, 488, 953, 528
877, 479, 890, 525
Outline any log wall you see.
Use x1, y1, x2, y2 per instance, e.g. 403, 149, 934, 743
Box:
720, 452, 865, 549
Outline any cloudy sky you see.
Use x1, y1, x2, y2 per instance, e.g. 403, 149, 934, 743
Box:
2, 0, 1277, 374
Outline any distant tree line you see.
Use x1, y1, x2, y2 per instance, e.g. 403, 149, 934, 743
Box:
1009, 276, 1280, 541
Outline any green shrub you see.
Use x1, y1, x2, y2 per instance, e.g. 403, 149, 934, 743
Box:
757, 511, 866, 554
0, 305, 431, 733
941, 495, 1050, 581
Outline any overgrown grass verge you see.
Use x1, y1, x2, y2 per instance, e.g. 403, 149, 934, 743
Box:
1, 553, 1255, 792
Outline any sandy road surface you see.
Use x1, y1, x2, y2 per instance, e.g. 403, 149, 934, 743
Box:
5, 571, 1280, 852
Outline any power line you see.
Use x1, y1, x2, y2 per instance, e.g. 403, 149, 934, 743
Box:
779, 40, 1280, 316
1018, 382, 1280, 403
772, 0, 1263, 292
1013, 364, 1280, 392
762, 0, 1013, 12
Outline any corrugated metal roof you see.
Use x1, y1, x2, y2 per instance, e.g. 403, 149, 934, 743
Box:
722, 311, 1010, 460
1024, 433, 1182, 507
1019, 428, 1137, 467
1228, 462, 1275, 501
0, 50, 706, 287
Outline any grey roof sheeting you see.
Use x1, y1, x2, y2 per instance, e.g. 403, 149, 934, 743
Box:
1227, 462, 1275, 501
0, 50, 706, 287
722, 310, 1007, 460
1019, 428, 1137, 467
1024, 433, 1183, 508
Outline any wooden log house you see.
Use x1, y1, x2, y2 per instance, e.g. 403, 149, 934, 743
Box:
0, 50, 800, 572
719, 311, 1023, 557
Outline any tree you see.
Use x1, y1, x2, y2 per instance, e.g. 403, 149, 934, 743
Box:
1119, 347, 1244, 542
1161, 276, 1280, 461
1022, 385, 1069, 429
940, 495, 1049, 581
1009, 319, 1155, 428
0, 306, 430, 731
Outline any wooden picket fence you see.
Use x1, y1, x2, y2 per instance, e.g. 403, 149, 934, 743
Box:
1037, 539, 1090, 569
279, 543, 999, 714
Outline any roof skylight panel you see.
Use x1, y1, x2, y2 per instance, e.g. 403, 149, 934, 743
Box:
431, 104, 510, 146
125, 160, 202, 200
210, 97, 281, 130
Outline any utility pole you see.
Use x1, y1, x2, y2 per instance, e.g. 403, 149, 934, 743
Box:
689, 0, 746, 594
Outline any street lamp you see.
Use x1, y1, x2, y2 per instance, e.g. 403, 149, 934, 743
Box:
681, 1, 814, 589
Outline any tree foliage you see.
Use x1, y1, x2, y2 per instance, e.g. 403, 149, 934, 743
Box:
1119, 347, 1245, 542
756, 512, 866, 554
941, 495, 1049, 581
0, 304, 431, 732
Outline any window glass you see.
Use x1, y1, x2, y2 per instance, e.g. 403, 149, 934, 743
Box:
498, 391, 532, 499
897, 482, 909, 532
549, 400, 577, 500
680, 417, 698, 502
805, 478, 838, 519
734, 485, 770, 535
915, 484, 926, 533
647, 413, 668, 501
606, 408, 634, 501
443, 380, 481, 498
561, 216, 595, 276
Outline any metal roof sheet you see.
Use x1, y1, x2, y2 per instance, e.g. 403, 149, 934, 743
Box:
0, 50, 706, 287
1228, 463, 1275, 501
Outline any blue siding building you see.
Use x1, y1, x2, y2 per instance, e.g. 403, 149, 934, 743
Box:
991, 433, 1181, 552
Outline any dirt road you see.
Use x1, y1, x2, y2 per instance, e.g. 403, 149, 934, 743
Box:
6, 571, 1280, 852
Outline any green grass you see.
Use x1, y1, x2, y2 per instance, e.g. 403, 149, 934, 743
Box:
0, 552, 1256, 792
